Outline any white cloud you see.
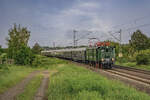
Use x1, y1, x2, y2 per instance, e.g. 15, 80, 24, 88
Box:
36, 0, 114, 46
78, 2, 100, 9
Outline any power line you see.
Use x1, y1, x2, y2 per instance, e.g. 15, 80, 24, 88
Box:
110, 14, 150, 29
123, 23, 150, 31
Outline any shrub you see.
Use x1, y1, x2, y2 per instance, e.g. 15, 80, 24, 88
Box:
14, 45, 34, 65
135, 49, 150, 65
116, 57, 128, 63
136, 54, 149, 65
32, 55, 42, 67
32, 55, 68, 67
0, 53, 7, 64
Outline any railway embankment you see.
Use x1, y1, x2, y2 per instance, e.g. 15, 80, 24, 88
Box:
75, 62, 150, 95
115, 62, 150, 71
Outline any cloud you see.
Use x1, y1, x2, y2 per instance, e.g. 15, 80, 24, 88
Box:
1, 0, 150, 47
35, 0, 113, 46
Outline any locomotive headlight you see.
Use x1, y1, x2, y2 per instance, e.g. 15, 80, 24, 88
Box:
112, 58, 115, 61
101, 58, 104, 62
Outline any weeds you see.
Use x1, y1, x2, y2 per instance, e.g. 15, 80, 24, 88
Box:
47, 64, 150, 100
0, 65, 35, 93
16, 74, 43, 100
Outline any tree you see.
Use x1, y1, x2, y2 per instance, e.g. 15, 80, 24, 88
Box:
32, 43, 42, 54
6, 24, 33, 65
0, 45, 2, 55
129, 29, 149, 51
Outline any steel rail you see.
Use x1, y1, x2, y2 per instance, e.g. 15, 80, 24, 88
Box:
113, 65, 150, 75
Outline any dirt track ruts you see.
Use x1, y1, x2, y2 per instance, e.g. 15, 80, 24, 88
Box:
0, 70, 40, 100
34, 70, 50, 100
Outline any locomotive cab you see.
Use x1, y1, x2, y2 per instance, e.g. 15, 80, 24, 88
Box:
98, 46, 115, 69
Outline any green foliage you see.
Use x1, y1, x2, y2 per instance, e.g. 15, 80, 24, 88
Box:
31, 55, 42, 67
6, 24, 33, 65
116, 57, 128, 63
116, 49, 150, 70
32, 43, 42, 54
129, 30, 149, 51
32, 55, 68, 68
0, 53, 7, 63
136, 54, 149, 65
116, 61, 150, 71
14, 44, 34, 65
0, 45, 2, 55
0, 46, 7, 55
135, 49, 150, 65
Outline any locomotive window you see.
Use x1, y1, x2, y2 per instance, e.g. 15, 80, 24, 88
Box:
106, 48, 109, 52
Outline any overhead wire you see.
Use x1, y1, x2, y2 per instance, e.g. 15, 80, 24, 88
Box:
110, 13, 150, 29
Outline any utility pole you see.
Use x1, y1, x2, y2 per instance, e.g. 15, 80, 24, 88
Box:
73, 30, 77, 48
108, 29, 123, 57
119, 29, 123, 57
53, 42, 55, 49
119, 29, 122, 45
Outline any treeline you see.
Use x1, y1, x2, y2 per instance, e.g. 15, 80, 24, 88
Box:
1, 24, 150, 66
112, 30, 150, 65
0, 24, 42, 66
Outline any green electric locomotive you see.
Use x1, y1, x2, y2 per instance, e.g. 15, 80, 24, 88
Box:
86, 42, 115, 69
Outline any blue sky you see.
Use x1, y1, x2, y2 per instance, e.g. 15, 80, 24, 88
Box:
0, 0, 150, 47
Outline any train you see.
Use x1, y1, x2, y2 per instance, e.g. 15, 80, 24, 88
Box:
41, 42, 115, 69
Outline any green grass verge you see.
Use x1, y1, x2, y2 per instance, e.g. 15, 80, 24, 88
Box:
0, 65, 35, 93
115, 61, 150, 71
16, 74, 43, 100
47, 63, 150, 100
0, 56, 67, 94
32, 55, 68, 68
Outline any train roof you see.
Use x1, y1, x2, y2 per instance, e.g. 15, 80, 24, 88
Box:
41, 48, 86, 53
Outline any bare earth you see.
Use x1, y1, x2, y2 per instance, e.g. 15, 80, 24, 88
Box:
0, 70, 40, 100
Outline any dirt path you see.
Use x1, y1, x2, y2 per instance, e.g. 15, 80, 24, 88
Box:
34, 70, 58, 100
34, 70, 50, 100
0, 70, 40, 100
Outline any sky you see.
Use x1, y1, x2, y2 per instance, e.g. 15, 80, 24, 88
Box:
0, 0, 150, 48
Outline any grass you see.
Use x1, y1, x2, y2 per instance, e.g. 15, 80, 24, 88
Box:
47, 63, 150, 100
1, 56, 150, 100
115, 61, 150, 71
16, 74, 43, 100
0, 64, 35, 93
32, 55, 68, 68
0, 55, 67, 94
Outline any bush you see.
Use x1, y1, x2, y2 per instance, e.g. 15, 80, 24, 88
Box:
14, 45, 34, 65
136, 54, 149, 65
32, 55, 42, 67
32, 55, 68, 67
116, 57, 128, 63
135, 49, 150, 65
0, 53, 7, 64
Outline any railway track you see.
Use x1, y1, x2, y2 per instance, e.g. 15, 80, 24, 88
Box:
74, 62, 150, 95
105, 65, 150, 85
113, 65, 150, 75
